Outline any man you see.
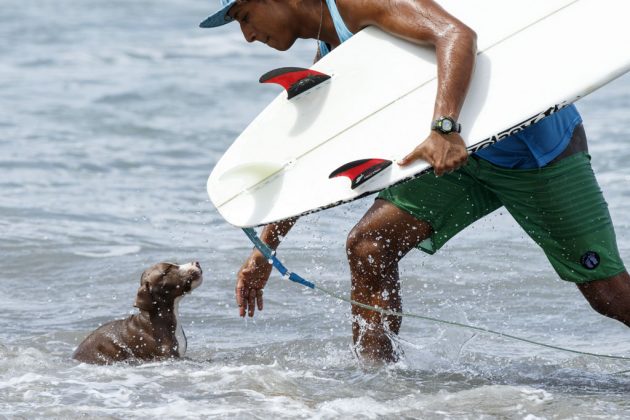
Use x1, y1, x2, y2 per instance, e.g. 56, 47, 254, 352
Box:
200, 0, 630, 363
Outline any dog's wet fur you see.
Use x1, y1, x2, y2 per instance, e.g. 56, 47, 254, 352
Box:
73, 262, 203, 365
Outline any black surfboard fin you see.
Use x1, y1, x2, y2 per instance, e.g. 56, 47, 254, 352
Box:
260, 67, 331, 99
329, 159, 392, 190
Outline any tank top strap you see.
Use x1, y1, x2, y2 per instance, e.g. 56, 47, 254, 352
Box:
318, 0, 354, 57
324, 0, 354, 43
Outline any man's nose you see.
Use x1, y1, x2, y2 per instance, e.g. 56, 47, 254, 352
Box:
239, 22, 256, 43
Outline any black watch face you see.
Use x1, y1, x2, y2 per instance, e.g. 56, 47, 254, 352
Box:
441, 119, 453, 132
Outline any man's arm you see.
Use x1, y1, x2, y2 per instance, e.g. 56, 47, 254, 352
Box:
341, 0, 477, 175
236, 218, 297, 317
236, 44, 322, 318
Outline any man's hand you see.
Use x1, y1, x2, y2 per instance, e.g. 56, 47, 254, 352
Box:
398, 131, 468, 176
236, 249, 273, 317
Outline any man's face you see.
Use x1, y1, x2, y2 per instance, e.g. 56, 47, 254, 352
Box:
228, 0, 297, 51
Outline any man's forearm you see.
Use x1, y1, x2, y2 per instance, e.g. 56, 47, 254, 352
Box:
259, 218, 298, 250
433, 26, 477, 120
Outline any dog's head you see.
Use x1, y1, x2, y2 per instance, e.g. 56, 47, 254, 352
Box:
134, 262, 203, 312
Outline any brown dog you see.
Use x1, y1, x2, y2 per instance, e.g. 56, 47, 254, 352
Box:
73, 261, 203, 364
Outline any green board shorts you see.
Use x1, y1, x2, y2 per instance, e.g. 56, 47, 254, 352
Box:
377, 151, 626, 284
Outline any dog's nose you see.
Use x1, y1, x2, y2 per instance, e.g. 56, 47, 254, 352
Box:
194, 261, 202, 273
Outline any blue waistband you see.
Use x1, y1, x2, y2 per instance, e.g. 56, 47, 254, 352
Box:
475, 105, 582, 169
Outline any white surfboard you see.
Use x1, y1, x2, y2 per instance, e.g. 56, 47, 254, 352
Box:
208, 0, 630, 228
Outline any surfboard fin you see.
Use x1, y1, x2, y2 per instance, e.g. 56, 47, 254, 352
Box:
260, 67, 331, 99
329, 159, 392, 190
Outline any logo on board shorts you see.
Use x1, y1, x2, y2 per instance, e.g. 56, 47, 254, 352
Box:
580, 251, 600, 270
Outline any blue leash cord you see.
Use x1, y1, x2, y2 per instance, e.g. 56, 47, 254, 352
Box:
243, 227, 315, 289
242, 227, 630, 368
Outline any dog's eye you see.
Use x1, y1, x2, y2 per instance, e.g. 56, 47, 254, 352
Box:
164, 263, 180, 272
159, 265, 176, 276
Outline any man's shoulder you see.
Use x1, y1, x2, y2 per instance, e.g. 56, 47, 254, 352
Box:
335, 0, 387, 31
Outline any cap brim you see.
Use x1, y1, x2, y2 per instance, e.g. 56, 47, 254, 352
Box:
199, 1, 236, 28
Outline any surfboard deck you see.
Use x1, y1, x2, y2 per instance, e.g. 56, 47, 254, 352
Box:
208, 0, 630, 227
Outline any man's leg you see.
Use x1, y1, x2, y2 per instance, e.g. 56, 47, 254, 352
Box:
578, 272, 630, 326
346, 199, 432, 363
481, 142, 629, 326
352, 158, 502, 363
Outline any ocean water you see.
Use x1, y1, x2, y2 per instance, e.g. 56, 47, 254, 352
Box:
1, 0, 630, 418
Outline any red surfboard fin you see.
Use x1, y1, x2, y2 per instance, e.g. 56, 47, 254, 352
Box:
329, 159, 392, 190
260, 67, 331, 99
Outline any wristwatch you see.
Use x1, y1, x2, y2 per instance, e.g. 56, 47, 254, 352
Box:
431, 116, 461, 135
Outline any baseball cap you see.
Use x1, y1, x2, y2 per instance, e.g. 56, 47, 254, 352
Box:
199, 0, 237, 28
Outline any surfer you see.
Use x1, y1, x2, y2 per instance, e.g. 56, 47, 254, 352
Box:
200, 0, 630, 363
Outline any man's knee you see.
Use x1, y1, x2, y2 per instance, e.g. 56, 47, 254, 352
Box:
346, 225, 380, 261
346, 226, 388, 283
346, 219, 430, 265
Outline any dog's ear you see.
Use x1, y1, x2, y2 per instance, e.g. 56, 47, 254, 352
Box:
134, 283, 154, 311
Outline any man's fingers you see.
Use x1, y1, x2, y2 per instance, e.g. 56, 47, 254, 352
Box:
433, 157, 446, 176
398, 154, 411, 167
398, 150, 420, 167
399, 145, 433, 168
236, 286, 246, 317
248, 288, 256, 317
439, 154, 468, 176
257, 289, 264, 311
235, 286, 242, 304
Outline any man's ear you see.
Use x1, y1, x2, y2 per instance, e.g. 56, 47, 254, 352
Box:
134, 283, 154, 311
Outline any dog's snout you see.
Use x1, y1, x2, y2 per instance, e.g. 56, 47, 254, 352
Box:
194, 261, 202, 274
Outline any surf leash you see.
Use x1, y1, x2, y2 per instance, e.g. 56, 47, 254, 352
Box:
243, 228, 630, 367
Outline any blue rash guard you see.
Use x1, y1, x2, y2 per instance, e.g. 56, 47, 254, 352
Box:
318, 0, 581, 169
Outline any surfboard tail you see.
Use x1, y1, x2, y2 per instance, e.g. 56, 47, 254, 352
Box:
260, 67, 331, 99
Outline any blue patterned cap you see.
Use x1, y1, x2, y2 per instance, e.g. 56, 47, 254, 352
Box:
199, 0, 237, 28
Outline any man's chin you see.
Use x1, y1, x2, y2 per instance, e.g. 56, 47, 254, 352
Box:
269, 38, 296, 52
